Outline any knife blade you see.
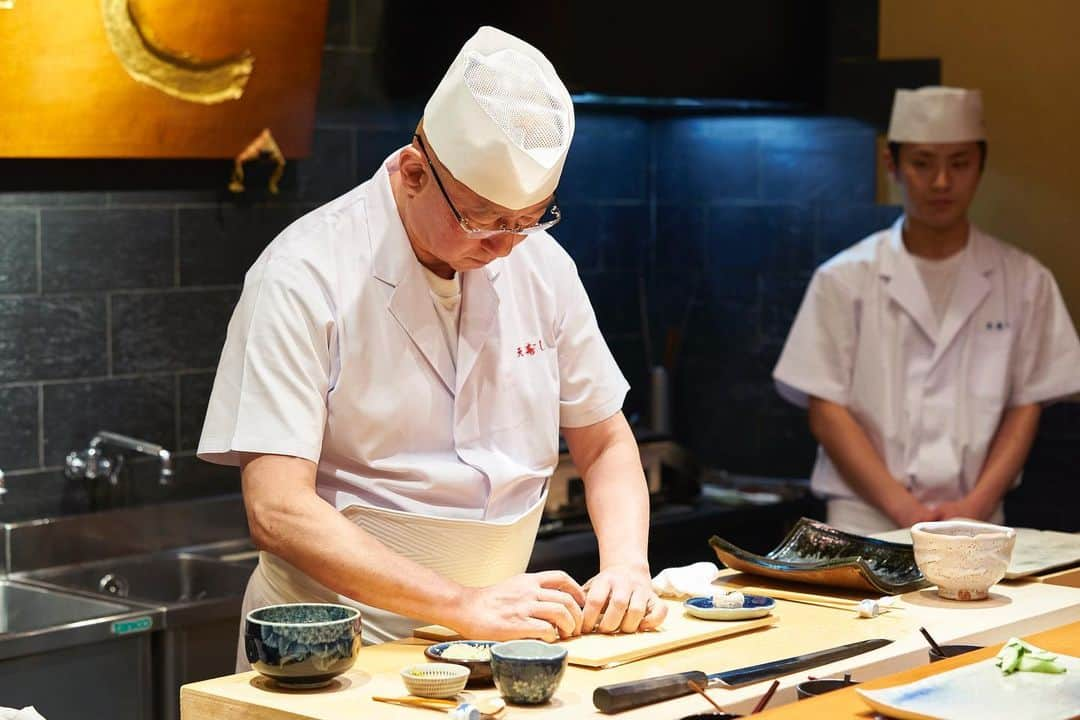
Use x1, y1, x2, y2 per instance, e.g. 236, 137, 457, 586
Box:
592, 638, 892, 713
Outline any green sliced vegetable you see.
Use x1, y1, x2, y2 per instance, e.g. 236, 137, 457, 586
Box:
1016, 656, 1067, 674
995, 638, 1067, 676
997, 644, 1022, 674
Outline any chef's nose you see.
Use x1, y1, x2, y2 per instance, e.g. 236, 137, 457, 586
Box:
932, 165, 951, 190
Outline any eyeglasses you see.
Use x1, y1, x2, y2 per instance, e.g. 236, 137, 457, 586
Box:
413, 134, 561, 238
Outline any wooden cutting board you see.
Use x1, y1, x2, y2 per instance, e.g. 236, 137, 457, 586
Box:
412, 598, 778, 668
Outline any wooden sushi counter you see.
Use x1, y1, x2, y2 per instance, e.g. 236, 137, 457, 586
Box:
180, 571, 1080, 719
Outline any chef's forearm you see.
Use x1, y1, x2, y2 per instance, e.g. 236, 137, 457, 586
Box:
968, 403, 1041, 516
567, 413, 651, 571
808, 396, 918, 520
241, 454, 466, 628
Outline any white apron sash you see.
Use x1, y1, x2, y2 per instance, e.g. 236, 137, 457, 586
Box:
235, 486, 547, 671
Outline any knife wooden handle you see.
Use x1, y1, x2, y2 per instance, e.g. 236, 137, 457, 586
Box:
593, 670, 708, 713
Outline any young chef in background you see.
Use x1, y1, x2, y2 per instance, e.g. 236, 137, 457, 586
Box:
198, 26, 665, 670
774, 87, 1080, 535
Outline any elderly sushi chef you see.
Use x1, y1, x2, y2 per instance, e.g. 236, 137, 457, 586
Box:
198, 26, 666, 670
774, 86, 1080, 536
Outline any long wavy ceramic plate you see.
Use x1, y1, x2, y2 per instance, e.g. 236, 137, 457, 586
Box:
858, 651, 1080, 720
709, 517, 929, 595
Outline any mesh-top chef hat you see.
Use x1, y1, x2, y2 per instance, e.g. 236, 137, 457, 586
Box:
423, 26, 574, 210
887, 86, 986, 143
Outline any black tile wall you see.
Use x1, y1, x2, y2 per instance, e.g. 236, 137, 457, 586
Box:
111, 290, 239, 374
124, 455, 240, 505
317, 48, 382, 122
0, 385, 39, 470
0, 210, 38, 293
354, 129, 412, 186
0, 192, 107, 208
42, 376, 176, 466
757, 119, 877, 203
284, 128, 356, 203
561, 116, 650, 202
0, 0, 1072, 530
179, 372, 216, 452
654, 118, 761, 203
178, 206, 312, 286
0, 295, 107, 382
41, 209, 173, 292
0, 469, 91, 523
706, 205, 813, 272
816, 204, 903, 262
653, 205, 707, 272
324, 0, 355, 46
353, 0, 384, 51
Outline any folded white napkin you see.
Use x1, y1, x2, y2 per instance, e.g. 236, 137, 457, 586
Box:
651, 561, 721, 598
0, 708, 46, 720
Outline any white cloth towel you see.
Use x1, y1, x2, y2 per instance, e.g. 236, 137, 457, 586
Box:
0, 708, 46, 720
651, 561, 721, 598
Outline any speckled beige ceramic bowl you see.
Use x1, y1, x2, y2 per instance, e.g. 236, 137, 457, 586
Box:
910, 521, 1017, 601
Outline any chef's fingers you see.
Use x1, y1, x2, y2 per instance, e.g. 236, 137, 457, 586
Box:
596, 582, 632, 634
581, 576, 611, 633
531, 600, 578, 640
639, 593, 668, 631
618, 588, 650, 634
538, 588, 584, 636
535, 570, 587, 606
518, 616, 560, 643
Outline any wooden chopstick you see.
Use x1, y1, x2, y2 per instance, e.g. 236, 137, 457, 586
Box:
751, 680, 780, 714
687, 679, 726, 714
373, 696, 455, 712
725, 586, 903, 612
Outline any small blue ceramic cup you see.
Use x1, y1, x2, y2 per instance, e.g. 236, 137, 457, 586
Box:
244, 603, 361, 688
489, 640, 568, 704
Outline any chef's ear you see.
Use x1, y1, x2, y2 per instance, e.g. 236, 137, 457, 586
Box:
883, 141, 901, 178
398, 144, 429, 196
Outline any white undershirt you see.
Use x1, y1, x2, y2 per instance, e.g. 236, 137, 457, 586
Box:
420, 265, 462, 366
910, 247, 966, 328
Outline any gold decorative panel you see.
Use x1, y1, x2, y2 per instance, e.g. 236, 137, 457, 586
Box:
0, 1, 327, 157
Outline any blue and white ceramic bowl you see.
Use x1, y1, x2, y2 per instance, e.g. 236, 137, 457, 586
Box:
489, 640, 567, 705
424, 640, 498, 686
683, 594, 776, 621
244, 603, 361, 688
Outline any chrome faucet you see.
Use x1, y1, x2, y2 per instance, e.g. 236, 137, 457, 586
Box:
65, 431, 173, 486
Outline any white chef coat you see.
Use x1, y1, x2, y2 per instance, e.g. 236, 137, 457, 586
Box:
774, 216, 1080, 507
198, 150, 629, 657
199, 149, 628, 518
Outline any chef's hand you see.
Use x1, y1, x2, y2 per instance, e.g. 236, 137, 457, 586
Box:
888, 493, 944, 528
933, 495, 993, 522
581, 563, 666, 634
450, 571, 586, 642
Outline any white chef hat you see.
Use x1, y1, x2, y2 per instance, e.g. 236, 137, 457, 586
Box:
423, 26, 574, 210
887, 87, 986, 143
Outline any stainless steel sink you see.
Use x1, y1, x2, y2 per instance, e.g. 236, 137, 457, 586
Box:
180, 538, 259, 567
17, 551, 253, 630
0, 579, 158, 661
22, 553, 252, 605
1, 580, 132, 634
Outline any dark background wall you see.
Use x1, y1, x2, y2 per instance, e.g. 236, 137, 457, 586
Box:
0, 0, 1075, 529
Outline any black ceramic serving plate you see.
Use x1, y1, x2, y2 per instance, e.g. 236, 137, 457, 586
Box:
709, 517, 930, 595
